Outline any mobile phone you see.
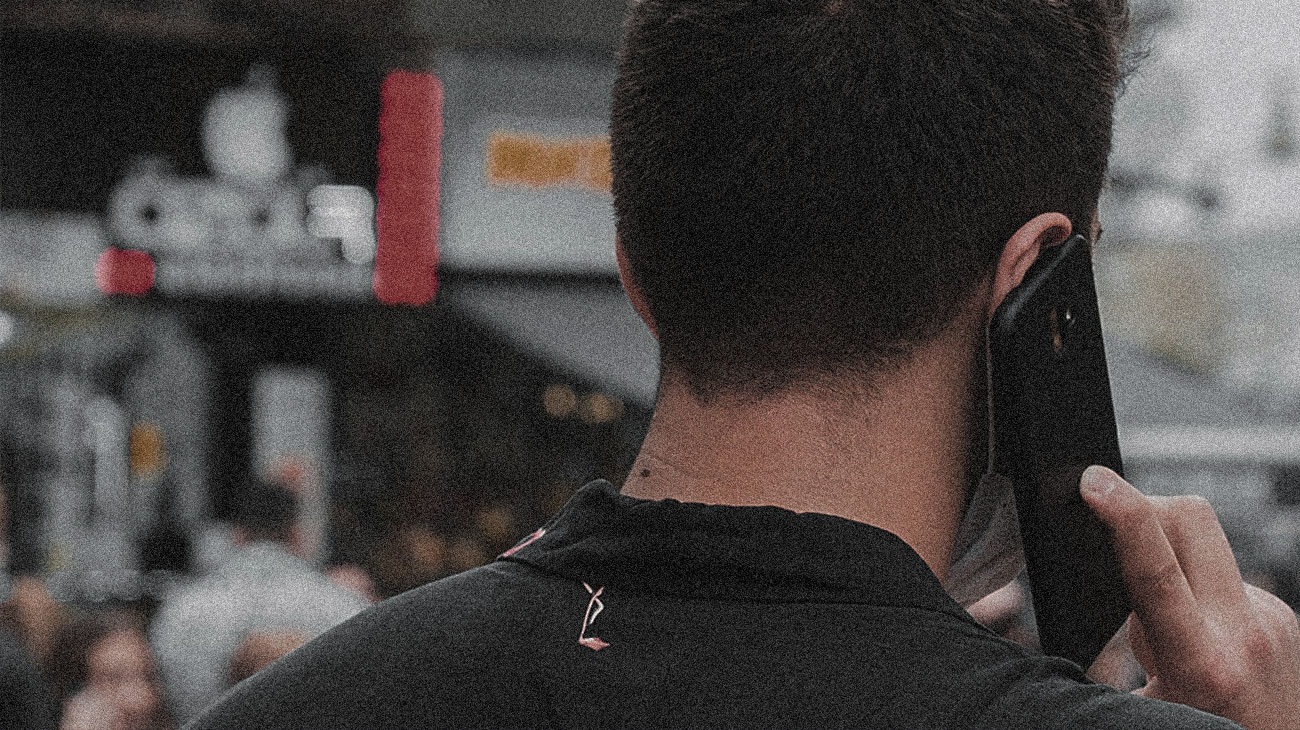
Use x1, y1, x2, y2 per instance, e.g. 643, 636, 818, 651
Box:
988, 233, 1131, 669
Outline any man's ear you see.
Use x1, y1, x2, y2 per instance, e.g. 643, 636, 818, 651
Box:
987, 212, 1073, 320
616, 235, 659, 340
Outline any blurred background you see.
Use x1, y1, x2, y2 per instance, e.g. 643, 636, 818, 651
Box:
2, 0, 1300, 725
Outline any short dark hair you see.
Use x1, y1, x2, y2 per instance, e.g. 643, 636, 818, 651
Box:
611, 0, 1132, 404
233, 480, 298, 543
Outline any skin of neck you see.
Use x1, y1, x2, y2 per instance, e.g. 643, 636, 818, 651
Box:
621, 288, 988, 581
617, 212, 1078, 581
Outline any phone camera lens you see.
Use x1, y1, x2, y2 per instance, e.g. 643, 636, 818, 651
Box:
1050, 308, 1065, 355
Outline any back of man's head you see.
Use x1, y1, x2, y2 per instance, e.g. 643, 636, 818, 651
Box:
232, 480, 298, 545
611, 0, 1132, 404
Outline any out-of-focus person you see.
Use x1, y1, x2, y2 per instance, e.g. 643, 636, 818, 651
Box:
368, 524, 448, 598
226, 630, 309, 686
0, 624, 57, 730
1, 480, 58, 730
444, 532, 490, 576
5, 575, 63, 669
473, 503, 519, 557
138, 481, 194, 579
49, 609, 170, 730
324, 563, 379, 605
148, 480, 367, 723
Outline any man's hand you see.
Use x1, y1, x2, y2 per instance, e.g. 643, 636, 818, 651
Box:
1081, 465, 1300, 730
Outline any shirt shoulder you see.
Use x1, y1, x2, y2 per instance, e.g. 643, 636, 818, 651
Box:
971, 657, 1245, 730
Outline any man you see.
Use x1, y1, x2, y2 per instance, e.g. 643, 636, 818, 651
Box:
150, 481, 367, 722
190, 1, 1300, 728
0, 481, 57, 730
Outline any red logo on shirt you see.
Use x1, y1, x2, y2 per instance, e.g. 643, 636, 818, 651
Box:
578, 583, 610, 651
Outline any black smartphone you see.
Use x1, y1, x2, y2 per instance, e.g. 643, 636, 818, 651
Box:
988, 233, 1131, 669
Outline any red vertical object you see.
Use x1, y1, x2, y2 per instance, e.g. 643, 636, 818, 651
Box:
95, 247, 155, 296
375, 70, 443, 306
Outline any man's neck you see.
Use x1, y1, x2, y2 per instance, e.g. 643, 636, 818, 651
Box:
621, 315, 985, 581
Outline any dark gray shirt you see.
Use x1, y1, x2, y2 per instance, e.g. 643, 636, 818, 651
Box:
188, 480, 1243, 729
0, 626, 55, 730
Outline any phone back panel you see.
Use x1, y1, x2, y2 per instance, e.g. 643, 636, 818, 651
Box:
989, 235, 1131, 668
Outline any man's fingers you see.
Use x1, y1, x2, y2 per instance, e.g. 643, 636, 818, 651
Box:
1126, 613, 1157, 679
1153, 496, 1248, 609
1082, 469, 1300, 727
1081, 466, 1210, 672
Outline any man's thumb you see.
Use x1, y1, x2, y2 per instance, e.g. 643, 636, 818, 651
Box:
1080, 465, 1137, 526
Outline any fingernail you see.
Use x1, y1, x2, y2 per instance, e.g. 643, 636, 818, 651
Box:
1081, 465, 1117, 499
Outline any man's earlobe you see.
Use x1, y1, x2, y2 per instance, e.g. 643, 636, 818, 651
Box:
616, 236, 659, 340
987, 212, 1072, 319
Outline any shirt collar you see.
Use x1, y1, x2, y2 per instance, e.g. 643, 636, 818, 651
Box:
502, 480, 974, 621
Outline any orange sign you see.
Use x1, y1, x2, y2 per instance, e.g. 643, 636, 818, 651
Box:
485, 133, 611, 192
129, 422, 166, 478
